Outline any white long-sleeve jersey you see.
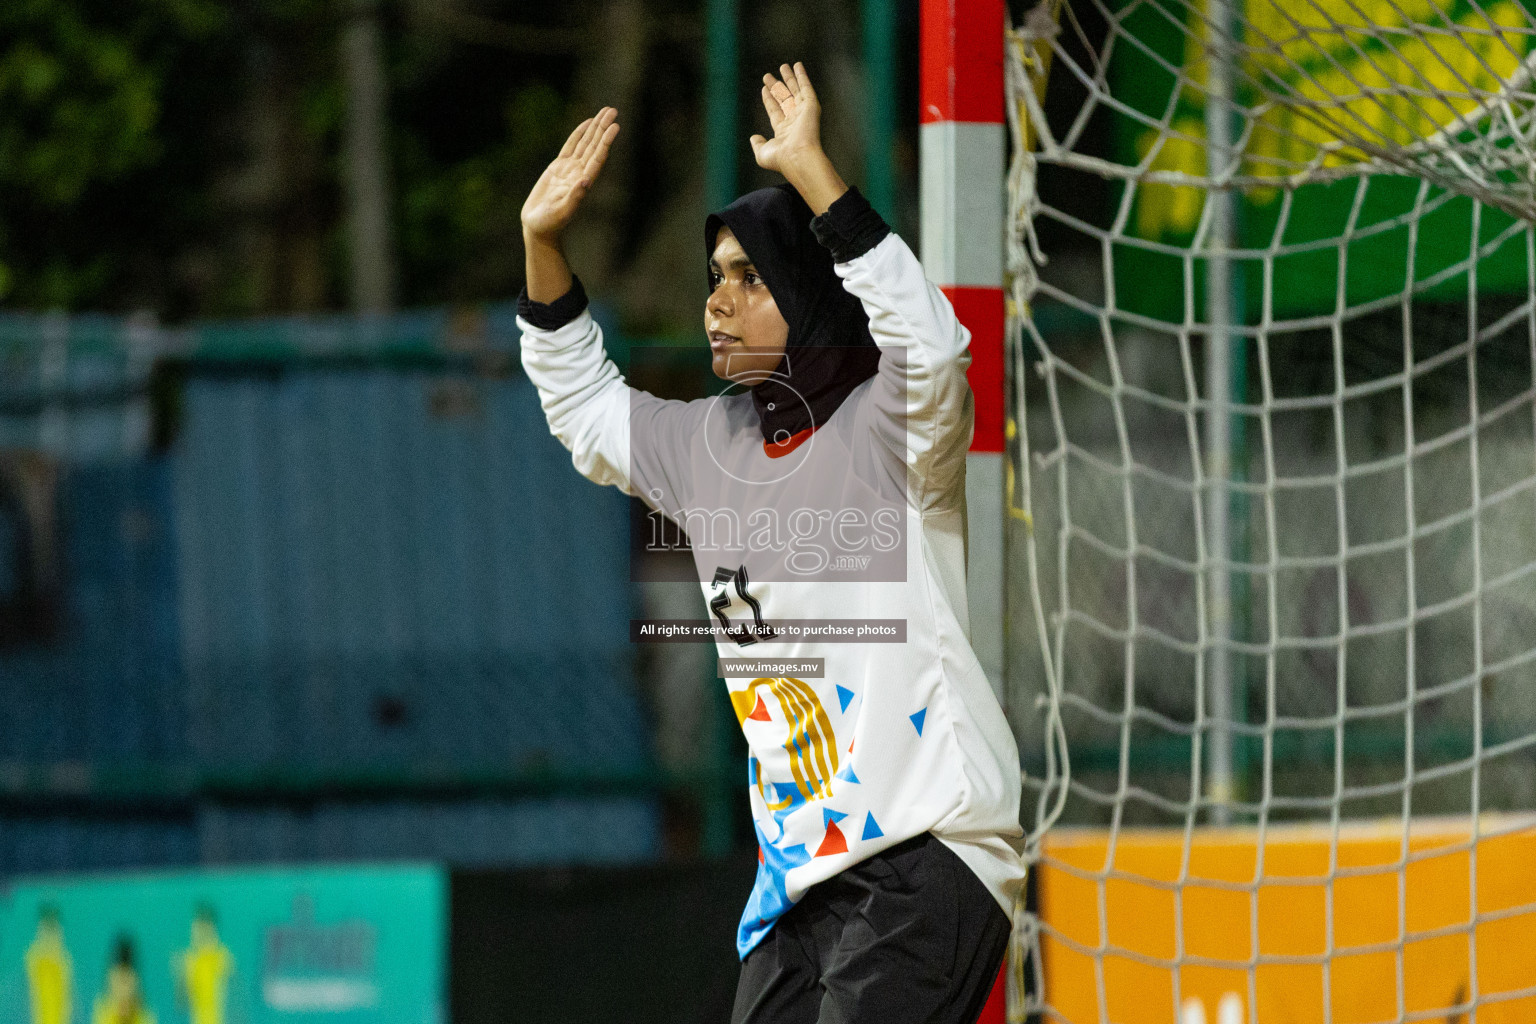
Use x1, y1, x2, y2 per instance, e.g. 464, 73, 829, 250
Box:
518, 229, 1025, 959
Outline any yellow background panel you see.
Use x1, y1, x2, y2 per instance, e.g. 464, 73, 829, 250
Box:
1038, 816, 1536, 1024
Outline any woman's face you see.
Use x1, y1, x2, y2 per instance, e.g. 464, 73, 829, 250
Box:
706, 227, 789, 383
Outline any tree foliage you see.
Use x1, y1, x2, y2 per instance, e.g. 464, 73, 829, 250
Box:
0, 0, 233, 310
0, 0, 592, 317
0, 0, 729, 328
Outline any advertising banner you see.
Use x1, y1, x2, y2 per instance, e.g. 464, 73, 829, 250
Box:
1110, 0, 1536, 323
0, 864, 444, 1024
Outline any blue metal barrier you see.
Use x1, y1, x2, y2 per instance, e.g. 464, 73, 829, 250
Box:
0, 304, 659, 874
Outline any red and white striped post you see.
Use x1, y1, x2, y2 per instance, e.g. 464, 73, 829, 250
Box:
921, 0, 1006, 694
920, 2, 1010, 1020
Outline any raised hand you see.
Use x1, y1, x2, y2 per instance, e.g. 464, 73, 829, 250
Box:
748, 62, 848, 216
521, 107, 620, 242
750, 63, 823, 176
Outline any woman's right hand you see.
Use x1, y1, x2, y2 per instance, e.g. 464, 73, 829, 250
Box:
521, 107, 620, 242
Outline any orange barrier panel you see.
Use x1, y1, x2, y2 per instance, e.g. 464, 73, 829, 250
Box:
1038, 815, 1536, 1024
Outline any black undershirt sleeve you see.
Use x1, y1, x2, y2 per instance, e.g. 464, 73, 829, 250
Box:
809, 185, 892, 264
517, 274, 590, 331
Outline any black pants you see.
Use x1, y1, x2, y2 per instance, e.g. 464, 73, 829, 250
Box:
731, 833, 1011, 1024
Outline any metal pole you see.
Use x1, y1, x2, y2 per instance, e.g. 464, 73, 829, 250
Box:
919, 0, 1008, 701
1204, 0, 1236, 826
702, 0, 739, 858
862, 0, 897, 221
341, 0, 397, 313
705, 0, 739, 212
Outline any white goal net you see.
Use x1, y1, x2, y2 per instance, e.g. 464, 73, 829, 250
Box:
1004, 1, 1536, 1022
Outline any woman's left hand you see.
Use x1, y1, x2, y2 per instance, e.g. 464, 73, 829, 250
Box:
750, 62, 824, 175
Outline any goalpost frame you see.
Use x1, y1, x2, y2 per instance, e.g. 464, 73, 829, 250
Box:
920, 0, 1009, 706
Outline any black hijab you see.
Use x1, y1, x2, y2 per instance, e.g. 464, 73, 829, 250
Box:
706, 184, 882, 446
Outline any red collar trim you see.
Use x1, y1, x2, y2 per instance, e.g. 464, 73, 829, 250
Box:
763, 425, 818, 458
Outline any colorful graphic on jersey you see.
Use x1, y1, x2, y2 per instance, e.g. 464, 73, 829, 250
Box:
731, 677, 839, 806
815, 821, 849, 857
750, 758, 814, 844
739, 820, 812, 955
734, 676, 850, 956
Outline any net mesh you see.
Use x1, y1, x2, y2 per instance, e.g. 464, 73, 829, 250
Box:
1004, 1, 1536, 1021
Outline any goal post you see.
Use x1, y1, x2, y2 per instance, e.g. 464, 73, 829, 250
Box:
921, 0, 1010, 709
995, 0, 1536, 1022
